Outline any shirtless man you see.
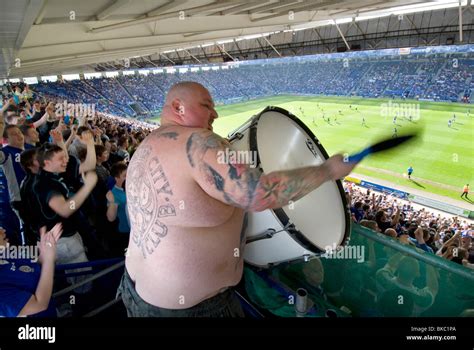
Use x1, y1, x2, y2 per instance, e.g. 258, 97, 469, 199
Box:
119, 82, 357, 317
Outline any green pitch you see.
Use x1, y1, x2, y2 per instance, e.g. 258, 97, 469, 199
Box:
152, 95, 474, 202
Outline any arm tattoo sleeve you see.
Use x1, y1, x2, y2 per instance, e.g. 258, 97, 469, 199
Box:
186, 131, 329, 211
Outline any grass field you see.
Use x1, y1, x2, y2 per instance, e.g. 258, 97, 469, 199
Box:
152, 95, 474, 202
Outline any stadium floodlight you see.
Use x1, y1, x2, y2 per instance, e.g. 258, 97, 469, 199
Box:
62, 74, 80, 81
290, 19, 333, 31
23, 77, 38, 85
40, 75, 57, 82
200, 43, 214, 47
354, 0, 468, 20
392, 0, 467, 15
356, 13, 391, 22
334, 17, 353, 24
105, 71, 119, 78
240, 33, 264, 40
84, 73, 102, 79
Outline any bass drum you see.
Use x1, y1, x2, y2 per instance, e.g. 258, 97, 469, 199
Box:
228, 106, 351, 267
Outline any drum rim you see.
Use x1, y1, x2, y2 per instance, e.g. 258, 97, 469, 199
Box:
250, 105, 351, 254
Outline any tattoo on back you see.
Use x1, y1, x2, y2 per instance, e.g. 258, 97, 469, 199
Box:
157, 132, 178, 140
127, 143, 177, 258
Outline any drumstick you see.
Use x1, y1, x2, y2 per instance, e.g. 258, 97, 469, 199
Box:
348, 134, 417, 163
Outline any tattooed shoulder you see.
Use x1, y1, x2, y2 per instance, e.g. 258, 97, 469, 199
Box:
186, 130, 228, 168
127, 144, 177, 259
156, 131, 179, 140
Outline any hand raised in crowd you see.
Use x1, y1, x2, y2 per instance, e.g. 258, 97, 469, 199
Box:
50, 128, 64, 144
81, 170, 98, 188
79, 130, 95, 145
16, 116, 26, 125
38, 223, 63, 265
414, 226, 425, 243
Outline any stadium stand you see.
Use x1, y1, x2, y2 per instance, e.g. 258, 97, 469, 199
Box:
29, 49, 473, 119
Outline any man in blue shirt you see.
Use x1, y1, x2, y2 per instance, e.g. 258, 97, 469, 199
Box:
106, 163, 129, 256
407, 166, 413, 179
1, 125, 26, 244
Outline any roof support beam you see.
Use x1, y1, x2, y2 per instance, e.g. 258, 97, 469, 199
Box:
95, 0, 131, 21
160, 53, 175, 65
34, 0, 48, 25
249, 1, 301, 14
405, 15, 421, 35
459, 0, 463, 42
262, 36, 281, 57
143, 56, 158, 67
233, 39, 243, 55
200, 46, 210, 61
90, 1, 243, 33
210, 1, 270, 15
334, 20, 351, 51
174, 49, 183, 61
216, 44, 236, 61
250, 0, 345, 22
145, 0, 187, 17
184, 49, 202, 63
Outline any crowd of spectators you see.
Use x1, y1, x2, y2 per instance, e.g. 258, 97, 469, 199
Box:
345, 183, 474, 269
27, 56, 473, 120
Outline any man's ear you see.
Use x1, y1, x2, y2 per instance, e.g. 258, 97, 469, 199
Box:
171, 99, 184, 118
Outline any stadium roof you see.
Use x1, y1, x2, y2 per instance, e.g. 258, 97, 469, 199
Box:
1, 0, 470, 78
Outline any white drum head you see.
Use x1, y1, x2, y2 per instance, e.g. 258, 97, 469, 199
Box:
252, 107, 350, 253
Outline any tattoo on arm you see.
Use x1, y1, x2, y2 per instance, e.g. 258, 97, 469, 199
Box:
186, 131, 329, 211
127, 143, 177, 258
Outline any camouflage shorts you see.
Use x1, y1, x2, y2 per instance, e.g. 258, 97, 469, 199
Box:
116, 269, 245, 317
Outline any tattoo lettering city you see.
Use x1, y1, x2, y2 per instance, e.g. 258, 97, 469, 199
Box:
127, 144, 177, 258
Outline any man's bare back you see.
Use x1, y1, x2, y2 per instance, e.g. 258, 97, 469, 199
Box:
125, 126, 246, 309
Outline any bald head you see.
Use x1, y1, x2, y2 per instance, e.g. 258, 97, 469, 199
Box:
161, 81, 217, 131
164, 81, 207, 105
